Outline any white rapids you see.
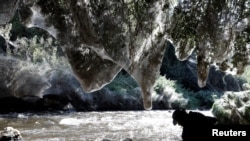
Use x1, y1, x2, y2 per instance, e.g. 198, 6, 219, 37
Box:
0, 110, 214, 141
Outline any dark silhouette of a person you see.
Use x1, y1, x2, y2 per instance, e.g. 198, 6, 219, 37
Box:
172, 108, 217, 141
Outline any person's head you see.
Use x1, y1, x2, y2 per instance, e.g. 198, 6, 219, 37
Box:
172, 108, 188, 126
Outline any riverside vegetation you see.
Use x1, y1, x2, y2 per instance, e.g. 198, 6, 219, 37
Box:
0, 0, 250, 124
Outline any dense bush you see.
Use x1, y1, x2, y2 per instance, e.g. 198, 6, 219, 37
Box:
212, 91, 250, 124
152, 76, 219, 110
9, 12, 50, 40
106, 73, 218, 110
241, 66, 250, 85
105, 70, 138, 93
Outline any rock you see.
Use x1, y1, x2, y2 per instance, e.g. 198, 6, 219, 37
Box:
0, 127, 22, 141
0, 95, 70, 113
0, 97, 29, 113
90, 87, 143, 111
43, 70, 92, 111
212, 91, 250, 124
0, 57, 50, 99
42, 94, 69, 110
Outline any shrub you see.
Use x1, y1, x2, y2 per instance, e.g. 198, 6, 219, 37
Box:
105, 70, 138, 93
241, 66, 250, 85
153, 76, 220, 109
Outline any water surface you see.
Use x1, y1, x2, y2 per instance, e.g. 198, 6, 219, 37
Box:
0, 110, 212, 141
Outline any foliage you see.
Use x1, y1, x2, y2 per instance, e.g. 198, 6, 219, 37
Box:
241, 66, 250, 84
153, 75, 219, 110
153, 75, 175, 94
212, 91, 250, 124
101, 70, 143, 110
105, 70, 138, 94
106, 72, 219, 110
11, 36, 69, 69
5, 0, 248, 111
9, 13, 49, 40
6, 13, 69, 68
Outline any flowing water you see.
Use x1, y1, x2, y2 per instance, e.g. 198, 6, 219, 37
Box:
0, 110, 213, 141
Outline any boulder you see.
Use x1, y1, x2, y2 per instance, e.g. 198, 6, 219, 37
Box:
0, 57, 50, 99
0, 127, 22, 141
0, 95, 69, 113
